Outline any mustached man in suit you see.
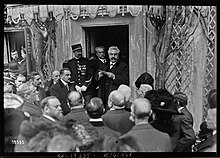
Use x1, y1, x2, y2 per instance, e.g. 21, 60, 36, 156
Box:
49, 68, 75, 115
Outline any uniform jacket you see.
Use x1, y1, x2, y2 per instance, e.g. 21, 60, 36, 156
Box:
120, 123, 172, 152
89, 120, 121, 138
171, 107, 196, 152
102, 109, 134, 135
49, 79, 75, 115
63, 108, 90, 124
96, 60, 129, 106
63, 57, 92, 95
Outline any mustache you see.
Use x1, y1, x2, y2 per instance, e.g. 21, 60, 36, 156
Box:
110, 57, 116, 60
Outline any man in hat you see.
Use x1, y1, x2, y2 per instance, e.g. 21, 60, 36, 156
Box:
4, 76, 16, 94
102, 90, 134, 135
95, 46, 129, 109
17, 82, 43, 119
120, 98, 172, 152
8, 62, 20, 80
63, 43, 93, 105
15, 74, 26, 91
171, 92, 196, 152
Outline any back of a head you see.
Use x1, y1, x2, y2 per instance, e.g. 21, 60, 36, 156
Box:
109, 90, 125, 107
118, 84, 131, 101
132, 98, 151, 120
135, 72, 154, 89
86, 97, 104, 118
27, 71, 39, 81
68, 91, 83, 108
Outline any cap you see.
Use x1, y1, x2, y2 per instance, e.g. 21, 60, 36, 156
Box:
71, 43, 82, 52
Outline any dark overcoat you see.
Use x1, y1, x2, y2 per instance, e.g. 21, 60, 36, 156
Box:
120, 123, 172, 152
102, 109, 134, 135
49, 79, 75, 115
171, 107, 196, 152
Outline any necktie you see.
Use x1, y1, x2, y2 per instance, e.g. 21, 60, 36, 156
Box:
66, 84, 70, 91
110, 63, 114, 69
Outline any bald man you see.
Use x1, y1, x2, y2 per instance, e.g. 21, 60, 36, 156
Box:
102, 90, 134, 135
120, 98, 172, 152
118, 84, 132, 112
44, 70, 60, 96
63, 91, 90, 124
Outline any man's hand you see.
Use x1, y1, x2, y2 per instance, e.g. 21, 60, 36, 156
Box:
75, 85, 81, 92
106, 72, 115, 79
81, 85, 87, 92
98, 70, 106, 79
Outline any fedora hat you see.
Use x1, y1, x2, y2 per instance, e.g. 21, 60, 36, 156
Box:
8, 62, 19, 73
151, 95, 180, 114
71, 43, 82, 52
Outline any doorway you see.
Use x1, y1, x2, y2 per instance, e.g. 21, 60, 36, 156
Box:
84, 25, 129, 65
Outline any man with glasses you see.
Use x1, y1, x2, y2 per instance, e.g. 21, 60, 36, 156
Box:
63, 43, 93, 105
50, 68, 75, 115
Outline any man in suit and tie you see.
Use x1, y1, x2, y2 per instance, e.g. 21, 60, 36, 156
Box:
88, 46, 108, 97
96, 46, 129, 110
44, 70, 60, 96
49, 68, 75, 115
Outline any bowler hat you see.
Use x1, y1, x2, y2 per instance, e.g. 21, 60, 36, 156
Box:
198, 121, 213, 138
71, 43, 82, 52
8, 62, 19, 73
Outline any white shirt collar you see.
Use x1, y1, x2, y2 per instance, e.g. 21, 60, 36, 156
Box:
99, 58, 106, 63
110, 61, 116, 65
178, 107, 184, 113
89, 118, 103, 122
60, 79, 68, 86
110, 105, 125, 110
43, 114, 56, 122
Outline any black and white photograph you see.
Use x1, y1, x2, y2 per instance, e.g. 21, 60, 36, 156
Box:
2, 4, 217, 156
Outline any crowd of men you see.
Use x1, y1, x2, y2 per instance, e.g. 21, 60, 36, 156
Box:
4, 44, 216, 152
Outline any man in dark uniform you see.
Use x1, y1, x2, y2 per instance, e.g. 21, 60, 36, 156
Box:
63, 43, 93, 105
95, 46, 129, 110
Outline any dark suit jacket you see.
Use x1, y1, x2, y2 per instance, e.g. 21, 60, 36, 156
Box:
102, 109, 134, 135
21, 100, 43, 118
49, 79, 75, 115
171, 107, 196, 152
90, 121, 121, 138
44, 79, 54, 96
197, 134, 216, 152
120, 123, 172, 152
96, 60, 129, 107
63, 108, 90, 124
